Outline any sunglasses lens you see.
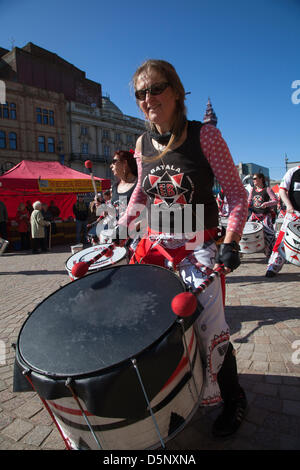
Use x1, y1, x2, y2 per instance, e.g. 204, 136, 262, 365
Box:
151, 83, 169, 95
135, 90, 146, 100
135, 82, 169, 100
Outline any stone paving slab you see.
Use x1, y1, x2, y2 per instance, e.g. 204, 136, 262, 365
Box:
0, 247, 299, 451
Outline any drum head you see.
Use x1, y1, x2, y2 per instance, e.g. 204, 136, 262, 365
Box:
243, 221, 263, 235
18, 265, 186, 377
287, 221, 300, 238
65, 244, 126, 273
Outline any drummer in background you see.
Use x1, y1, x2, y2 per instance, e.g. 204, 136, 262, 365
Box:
87, 194, 103, 245
266, 165, 300, 277
110, 150, 138, 216
116, 59, 249, 438
248, 173, 277, 259
217, 188, 229, 217
103, 189, 112, 203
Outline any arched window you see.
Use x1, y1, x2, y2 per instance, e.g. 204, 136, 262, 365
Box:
0, 130, 6, 149
9, 132, 17, 150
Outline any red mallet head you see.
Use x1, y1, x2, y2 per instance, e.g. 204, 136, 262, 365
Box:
85, 160, 93, 169
71, 261, 89, 278
171, 292, 197, 317
103, 248, 113, 258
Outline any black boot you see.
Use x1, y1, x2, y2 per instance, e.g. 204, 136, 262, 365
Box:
212, 343, 248, 438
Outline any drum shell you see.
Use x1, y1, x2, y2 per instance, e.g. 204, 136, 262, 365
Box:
14, 264, 203, 450
279, 221, 300, 266
15, 323, 203, 450
239, 222, 265, 254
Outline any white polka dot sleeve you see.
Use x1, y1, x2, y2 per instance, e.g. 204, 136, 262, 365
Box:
200, 124, 248, 237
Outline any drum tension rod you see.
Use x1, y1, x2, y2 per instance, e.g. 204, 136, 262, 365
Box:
65, 377, 103, 450
131, 358, 166, 449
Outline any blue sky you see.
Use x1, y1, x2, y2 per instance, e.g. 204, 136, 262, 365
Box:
1, 0, 299, 180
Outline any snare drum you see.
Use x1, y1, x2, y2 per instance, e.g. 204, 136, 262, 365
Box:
239, 221, 265, 254
279, 221, 300, 267
65, 244, 127, 280
14, 264, 203, 450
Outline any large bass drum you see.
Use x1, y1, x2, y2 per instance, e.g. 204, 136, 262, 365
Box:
14, 264, 203, 450
279, 221, 300, 267
239, 221, 265, 254
65, 244, 127, 280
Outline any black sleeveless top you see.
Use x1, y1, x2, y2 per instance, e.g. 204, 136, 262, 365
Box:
111, 181, 137, 220
141, 120, 218, 234
251, 187, 271, 214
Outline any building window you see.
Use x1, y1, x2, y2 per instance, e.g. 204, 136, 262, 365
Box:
127, 134, 133, 144
81, 127, 88, 136
103, 145, 110, 157
38, 136, 45, 152
48, 137, 55, 153
81, 142, 89, 154
43, 109, 48, 125
102, 129, 109, 139
115, 132, 122, 143
49, 110, 54, 126
2, 103, 9, 119
8, 132, 17, 150
36, 108, 42, 124
0, 130, 6, 149
36, 107, 54, 125
10, 103, 16, 120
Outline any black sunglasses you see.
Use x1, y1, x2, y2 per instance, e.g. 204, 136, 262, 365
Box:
135, 82, 170, 101
111, 158, 120, 164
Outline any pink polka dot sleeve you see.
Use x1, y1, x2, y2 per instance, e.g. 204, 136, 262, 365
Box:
200, 124, 248, 237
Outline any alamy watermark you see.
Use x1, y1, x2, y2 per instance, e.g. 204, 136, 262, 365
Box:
0, 80, 6, 105
291, 80, 300, 104
95, 199, 206, 249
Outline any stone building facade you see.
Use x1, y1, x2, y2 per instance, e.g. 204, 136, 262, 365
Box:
68, 95, 145, 179
0, 80, 68, 174
0, 43, 145, 179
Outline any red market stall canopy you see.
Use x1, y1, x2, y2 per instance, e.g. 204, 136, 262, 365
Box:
0, 160, 111, 220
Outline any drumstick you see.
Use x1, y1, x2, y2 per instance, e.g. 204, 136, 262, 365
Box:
171, 265, 225, 317
85, 160, 97, 197
71, 239, 127, 278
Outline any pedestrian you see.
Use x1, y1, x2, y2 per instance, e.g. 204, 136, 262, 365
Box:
116, 59, 249, 437
0, 199, 8, 240
30, 201, 51, 253
15, 202, 30, 250
73, 195, 89, 244
266, 166, 300, 277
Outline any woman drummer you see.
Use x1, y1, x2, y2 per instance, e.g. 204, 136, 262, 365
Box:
116, 59, 248, 438
248, 173, 277, 258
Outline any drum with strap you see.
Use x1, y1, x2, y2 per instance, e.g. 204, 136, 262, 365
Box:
239, 221, 265, 254
65, 244, 127, 280
14, 264, 203, 450
278, 221, 300, 267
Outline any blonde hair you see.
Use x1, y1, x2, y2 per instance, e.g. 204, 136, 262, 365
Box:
132, 59, 187, 161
